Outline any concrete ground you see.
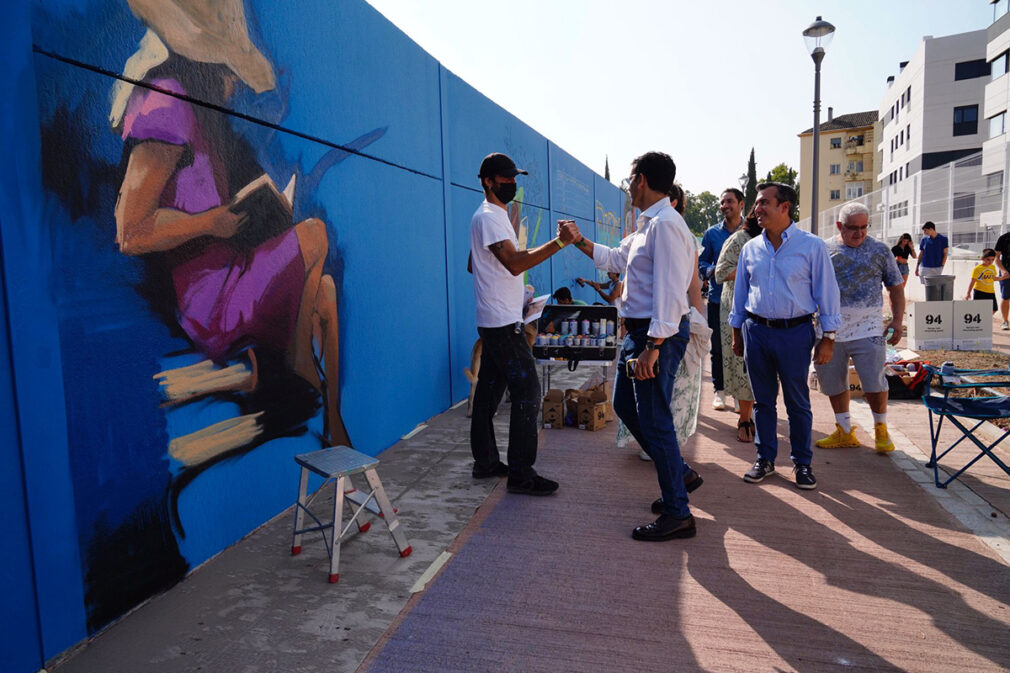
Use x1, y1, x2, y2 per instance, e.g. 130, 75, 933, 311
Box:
49, 317, 1010, 673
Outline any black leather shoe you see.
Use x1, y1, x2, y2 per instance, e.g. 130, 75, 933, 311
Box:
650, 469, 704, 513
506, 475, 559, 496
472, 461, 509, 479
743, 458, 775, 483
632, 514, 696, 541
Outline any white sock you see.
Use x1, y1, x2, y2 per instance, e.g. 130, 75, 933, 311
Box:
872, 412, 887, 425
835, 412, 852, 433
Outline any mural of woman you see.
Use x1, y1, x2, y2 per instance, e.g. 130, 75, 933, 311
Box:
110, 0, 350, 455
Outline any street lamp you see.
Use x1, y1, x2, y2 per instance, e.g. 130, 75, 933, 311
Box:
803, 15, 835, 237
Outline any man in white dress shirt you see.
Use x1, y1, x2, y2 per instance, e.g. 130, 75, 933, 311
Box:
561, 152, 700, 541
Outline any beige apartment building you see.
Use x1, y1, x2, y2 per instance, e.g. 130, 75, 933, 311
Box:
798, 109, 879, 222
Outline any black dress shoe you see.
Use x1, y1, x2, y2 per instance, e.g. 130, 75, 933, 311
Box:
632, 514, 696, 541
472, 461, 509, 479
650, 469, 704, 513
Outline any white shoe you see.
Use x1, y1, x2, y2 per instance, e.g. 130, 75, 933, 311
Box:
712, 391, 727, 411
1002, 321, 1009, 331
638, 449, 652, 461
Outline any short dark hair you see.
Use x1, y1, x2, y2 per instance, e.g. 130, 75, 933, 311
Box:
756, 181, 798, 215
630, 152, 676, 196
721, 188, 744, 203
983, 248, 997, 258
922, 221, 936, 231
552, 287, 572, 302
668, 183, 685, 215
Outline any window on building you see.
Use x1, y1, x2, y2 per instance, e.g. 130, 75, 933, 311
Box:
900, 129, 904, 145
907, 124, 911, 144
992, 51, 1009, 80
845, 184, 864, 199
953, 192, 976, 219
955, 59, 990, 81
953, 105, 979, 136
899, 166, 904, 180
829, 190, 841, 200
906, 161, 911, 178
830, 137, 841, 148
829, 164, 841, 175
987, 171, 1004, 195
990, 111, 1007, 139
846, 160, 863, 173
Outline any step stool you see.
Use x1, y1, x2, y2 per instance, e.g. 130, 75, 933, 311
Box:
291, 446, 411, 583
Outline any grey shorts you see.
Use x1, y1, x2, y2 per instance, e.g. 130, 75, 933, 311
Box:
814, 336, 888, 396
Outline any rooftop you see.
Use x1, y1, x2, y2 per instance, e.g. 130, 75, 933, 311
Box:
801, 110, 878, 135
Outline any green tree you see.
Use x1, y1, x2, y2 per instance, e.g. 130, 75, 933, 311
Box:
764, 162, 798, 190
744, 148, 757, 213
682, 190, 721, 236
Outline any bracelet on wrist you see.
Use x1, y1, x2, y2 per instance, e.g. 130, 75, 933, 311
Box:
554, 238, 565, 249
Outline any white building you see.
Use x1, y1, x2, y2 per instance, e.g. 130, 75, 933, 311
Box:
877, 30, 988, 247
980, 0, 1010, 234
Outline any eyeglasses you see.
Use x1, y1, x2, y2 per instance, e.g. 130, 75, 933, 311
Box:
842, 224, 868, 232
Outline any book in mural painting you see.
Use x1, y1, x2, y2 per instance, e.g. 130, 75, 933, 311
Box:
228, 174, 297, 248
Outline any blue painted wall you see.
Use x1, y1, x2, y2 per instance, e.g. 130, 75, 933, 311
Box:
1, 1, 626, 668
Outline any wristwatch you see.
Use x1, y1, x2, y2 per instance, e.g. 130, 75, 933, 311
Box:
645, 339, 659, 351
822, 332, 836, 341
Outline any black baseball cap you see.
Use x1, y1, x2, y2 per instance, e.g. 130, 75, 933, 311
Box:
478, 152, 528, 179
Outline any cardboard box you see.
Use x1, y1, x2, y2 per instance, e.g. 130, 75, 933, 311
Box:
582, 380, 614, 421
542, 389, 564, 428
951, 300, 992, 351
906, 301, 952, 350
575, 386, 609, 431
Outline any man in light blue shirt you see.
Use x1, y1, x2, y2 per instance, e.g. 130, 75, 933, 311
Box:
698, 188, 744, 410
729, 183, 841, 490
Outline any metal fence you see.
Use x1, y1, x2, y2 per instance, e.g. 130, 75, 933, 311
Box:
797, 145, 1010, 253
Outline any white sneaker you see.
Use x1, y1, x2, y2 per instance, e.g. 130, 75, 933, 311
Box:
712, 391, 727, 411
638, 449, 652, 461
1002, 321, 1009, 331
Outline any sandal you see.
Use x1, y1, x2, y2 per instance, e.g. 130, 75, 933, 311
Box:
737, 419, 755, 443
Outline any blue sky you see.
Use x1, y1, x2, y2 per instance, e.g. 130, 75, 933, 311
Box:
366, 0, 993, 196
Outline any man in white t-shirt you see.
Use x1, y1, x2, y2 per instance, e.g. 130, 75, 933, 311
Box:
469, 152, 576, 496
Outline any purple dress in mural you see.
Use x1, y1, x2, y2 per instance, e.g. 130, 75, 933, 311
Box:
121, 78, 303, 361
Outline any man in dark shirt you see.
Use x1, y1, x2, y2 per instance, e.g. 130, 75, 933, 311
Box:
993, 230, 1010, 330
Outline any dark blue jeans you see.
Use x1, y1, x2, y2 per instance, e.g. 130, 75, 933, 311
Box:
742, 319, 816, 466
707, 301, 724, 392
470, 323, 540, 479
613, 318, 691, 518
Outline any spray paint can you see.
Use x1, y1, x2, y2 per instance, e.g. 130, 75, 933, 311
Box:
581, 319, 590, 335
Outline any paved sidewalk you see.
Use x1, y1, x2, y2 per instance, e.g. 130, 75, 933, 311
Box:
50, 330, 1010, 673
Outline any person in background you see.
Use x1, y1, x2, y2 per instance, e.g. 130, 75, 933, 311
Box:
699, 188, 745, 411
915, 221, 948, 282
714, 208, 761, 443
577, 272, 622, 305
552, 287, 587, 305
992, 229, 1010, 330
814, 201, 904, 453
730, 183, 841, 490
891, 232, 916, 288
965, 248, 1001, 316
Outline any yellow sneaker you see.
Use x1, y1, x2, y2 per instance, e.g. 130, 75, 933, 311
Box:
874, 422, 895, 453
816, 423, 861, 449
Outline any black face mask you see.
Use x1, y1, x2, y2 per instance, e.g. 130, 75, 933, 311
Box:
493, 181, 517, 204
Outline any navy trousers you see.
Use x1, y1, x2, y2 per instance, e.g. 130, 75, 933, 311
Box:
613, 318, 691, 518
742, 319, 816, 466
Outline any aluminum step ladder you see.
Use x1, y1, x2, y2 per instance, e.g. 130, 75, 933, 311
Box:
291, 446, 411, 583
